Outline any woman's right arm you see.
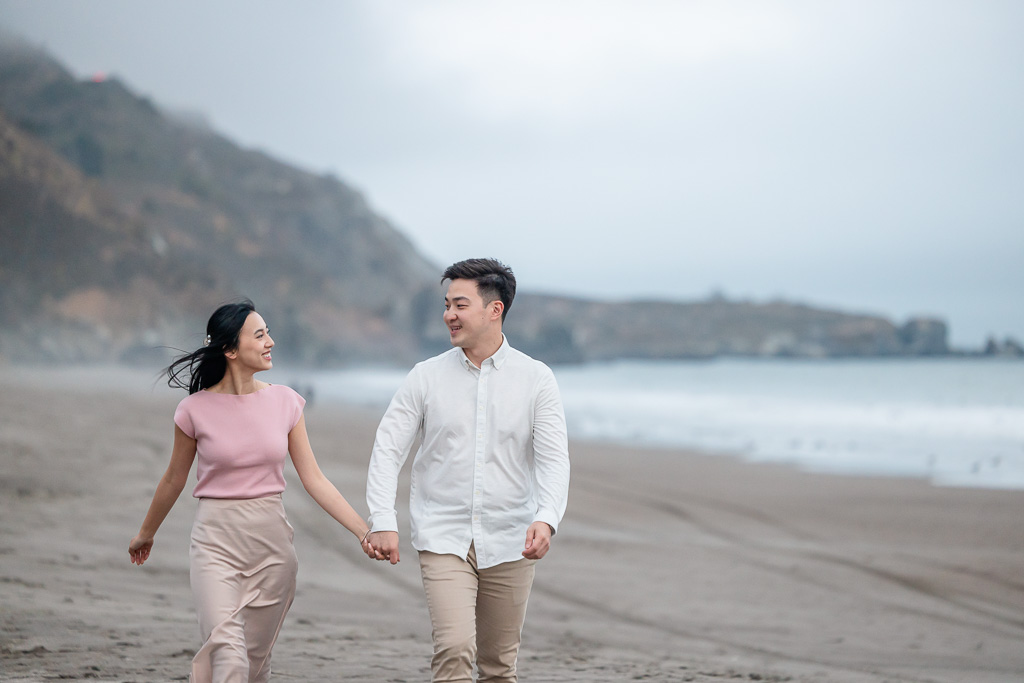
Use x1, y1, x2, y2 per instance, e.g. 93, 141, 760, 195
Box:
128, 425, 197, 566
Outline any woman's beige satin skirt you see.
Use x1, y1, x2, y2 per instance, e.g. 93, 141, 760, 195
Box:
189, 494, 298, 683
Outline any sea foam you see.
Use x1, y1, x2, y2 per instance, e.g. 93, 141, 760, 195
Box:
300, 358, 1024, 490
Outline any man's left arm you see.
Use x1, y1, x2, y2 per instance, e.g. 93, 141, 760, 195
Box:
524, 369, 570, 560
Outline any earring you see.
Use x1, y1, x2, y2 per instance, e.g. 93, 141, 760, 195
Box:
204, 334, 212, 347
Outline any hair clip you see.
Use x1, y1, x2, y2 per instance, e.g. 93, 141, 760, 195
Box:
204, 334, 212, 347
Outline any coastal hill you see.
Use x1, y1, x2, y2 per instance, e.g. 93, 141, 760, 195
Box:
1, 35, 954, 366
0, 35, 437, 365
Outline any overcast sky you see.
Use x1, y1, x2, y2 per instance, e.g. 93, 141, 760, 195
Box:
1, 1, 1021, 346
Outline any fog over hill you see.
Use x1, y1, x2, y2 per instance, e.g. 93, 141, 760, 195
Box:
0, 35, 976, 366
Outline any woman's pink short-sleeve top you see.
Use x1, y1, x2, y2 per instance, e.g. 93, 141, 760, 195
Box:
174, 384, 305, 499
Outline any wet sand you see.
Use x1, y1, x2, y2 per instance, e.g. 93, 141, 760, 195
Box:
1, 366, 1022, 682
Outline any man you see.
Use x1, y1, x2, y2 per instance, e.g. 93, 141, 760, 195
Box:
365, 258, 570, 682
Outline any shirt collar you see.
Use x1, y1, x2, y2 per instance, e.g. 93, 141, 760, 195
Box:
457, 335, 510, 370
491, 335, 510, 369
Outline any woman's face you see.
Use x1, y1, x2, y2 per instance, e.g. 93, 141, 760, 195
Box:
226, 311, 274, 373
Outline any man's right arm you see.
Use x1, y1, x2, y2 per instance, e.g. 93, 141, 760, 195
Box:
365, 368, 424, 564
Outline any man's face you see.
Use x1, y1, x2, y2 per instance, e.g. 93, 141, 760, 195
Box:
444, 278, 498, 349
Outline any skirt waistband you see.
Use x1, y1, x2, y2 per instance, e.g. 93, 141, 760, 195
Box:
194, 494, 287, 528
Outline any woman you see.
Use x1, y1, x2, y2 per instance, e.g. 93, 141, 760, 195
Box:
129, 299, 370, 682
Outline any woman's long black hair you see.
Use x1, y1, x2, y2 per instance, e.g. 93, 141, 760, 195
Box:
166, 299, 256, 394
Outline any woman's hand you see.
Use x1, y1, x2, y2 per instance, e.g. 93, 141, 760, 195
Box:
360, 529, 373, 558
129, 534, 154, 565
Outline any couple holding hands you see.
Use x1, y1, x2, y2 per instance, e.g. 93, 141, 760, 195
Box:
128, 258, 571, 683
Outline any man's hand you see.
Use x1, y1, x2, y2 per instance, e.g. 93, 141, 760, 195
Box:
523, 522, 553, 560
368, 531, 400, 564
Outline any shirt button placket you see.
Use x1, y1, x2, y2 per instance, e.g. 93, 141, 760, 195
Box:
472, 362, 488, 564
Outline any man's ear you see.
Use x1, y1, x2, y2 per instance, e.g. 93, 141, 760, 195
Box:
491, 300, 504, 321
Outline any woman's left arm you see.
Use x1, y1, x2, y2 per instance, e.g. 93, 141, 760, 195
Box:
288, 414, 370, 543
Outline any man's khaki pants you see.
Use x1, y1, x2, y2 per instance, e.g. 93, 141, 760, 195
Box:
419, 544, 536, 682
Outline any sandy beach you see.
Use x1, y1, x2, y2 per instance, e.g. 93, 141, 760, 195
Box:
1, 366, 1023, 682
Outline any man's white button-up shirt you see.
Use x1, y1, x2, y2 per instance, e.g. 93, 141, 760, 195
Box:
366, 337, 570, 569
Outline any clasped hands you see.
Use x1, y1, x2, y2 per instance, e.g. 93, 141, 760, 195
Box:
360, 521, 553, 564
362, 530, 400, 564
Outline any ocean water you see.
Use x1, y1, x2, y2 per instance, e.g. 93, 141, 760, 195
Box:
295, 358, 1024, 490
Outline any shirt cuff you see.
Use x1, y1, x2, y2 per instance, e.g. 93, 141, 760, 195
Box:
369, 512, 399, 533
534, 510, 560, 535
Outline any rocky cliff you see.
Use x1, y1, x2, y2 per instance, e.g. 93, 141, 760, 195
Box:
0, 36, 438, 365
0, 35, 951, 366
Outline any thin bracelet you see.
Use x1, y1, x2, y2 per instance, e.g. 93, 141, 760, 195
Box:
361, 528, 372, 544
